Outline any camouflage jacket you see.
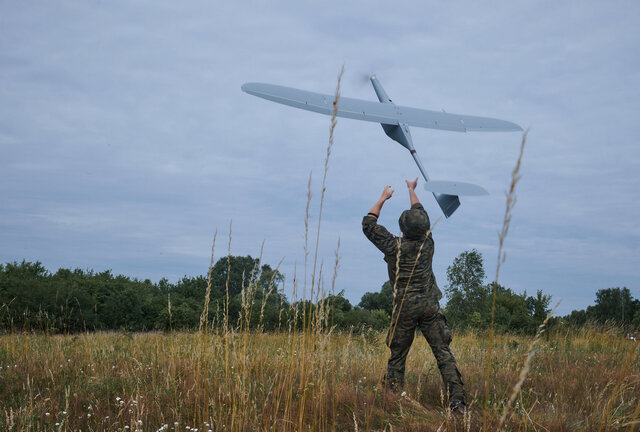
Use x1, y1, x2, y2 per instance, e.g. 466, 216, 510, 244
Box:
362, 203, 442, 299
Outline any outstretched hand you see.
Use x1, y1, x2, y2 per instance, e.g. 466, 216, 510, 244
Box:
368, 185, 394, 217
380, 185, 394, 201
406, 177, 418, 191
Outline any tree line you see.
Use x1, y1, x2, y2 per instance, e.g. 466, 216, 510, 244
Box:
1, 249, 636, 333
0, 257, 388, 333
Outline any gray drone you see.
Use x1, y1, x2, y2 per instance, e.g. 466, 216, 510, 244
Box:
242, 75, 522, 217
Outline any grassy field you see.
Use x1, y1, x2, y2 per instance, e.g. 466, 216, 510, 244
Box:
1, 327, 638, 431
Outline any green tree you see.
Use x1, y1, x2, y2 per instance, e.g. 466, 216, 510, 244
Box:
586, 287, 639, 325
492, 284, 530, 333
526, 289, 551, 330
211, 255, 262, 297
359, 281, 393, 316
443, 249, 489, 329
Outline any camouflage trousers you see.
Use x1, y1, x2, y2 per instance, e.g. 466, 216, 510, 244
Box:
385, 292, 465, 404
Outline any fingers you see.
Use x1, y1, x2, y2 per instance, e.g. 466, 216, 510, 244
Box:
405, 177, 418, 189
382, 185, 394, 199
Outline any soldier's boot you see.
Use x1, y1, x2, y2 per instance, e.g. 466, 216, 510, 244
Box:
382, 370, 404, 392
449, 399, 466, 418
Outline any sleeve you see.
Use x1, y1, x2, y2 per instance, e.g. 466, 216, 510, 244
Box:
362, 215, 397, 256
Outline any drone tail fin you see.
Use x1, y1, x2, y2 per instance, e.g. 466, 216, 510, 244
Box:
433, 193, 460, 218
408, 146, 462, 218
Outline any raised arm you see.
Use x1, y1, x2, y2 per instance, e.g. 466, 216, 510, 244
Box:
406, 177, 420, 206
368, 185, 394, 218
363, 185, 397, 256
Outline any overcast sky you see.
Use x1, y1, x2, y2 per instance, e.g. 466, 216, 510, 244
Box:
2, 1, 639, 315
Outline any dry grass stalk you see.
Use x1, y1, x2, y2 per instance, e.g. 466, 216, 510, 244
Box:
328, 238, 341, 330
259, 257, 285, 331
483, 129, 528, 429
224, 220, 233, 334
199, 230, 218, 333
497, 301, 559, 429
195, 230, 217, 423
302, 171, 312, 331
308, 64, 344, 333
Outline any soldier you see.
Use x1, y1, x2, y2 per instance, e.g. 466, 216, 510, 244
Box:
362, 178, 466, 413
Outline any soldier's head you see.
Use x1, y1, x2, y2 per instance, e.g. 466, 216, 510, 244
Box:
399, 208, 430, 240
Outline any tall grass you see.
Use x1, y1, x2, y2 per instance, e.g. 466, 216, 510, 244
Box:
1, 328, 638, 431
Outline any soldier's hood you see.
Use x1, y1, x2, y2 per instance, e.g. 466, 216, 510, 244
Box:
399, 208, 430, 240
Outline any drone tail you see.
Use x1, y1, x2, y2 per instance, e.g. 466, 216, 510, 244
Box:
433, 193, 460, 218
407, 147, 462, 218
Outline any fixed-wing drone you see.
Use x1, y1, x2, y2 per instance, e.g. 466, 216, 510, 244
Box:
241, 75, 522, 217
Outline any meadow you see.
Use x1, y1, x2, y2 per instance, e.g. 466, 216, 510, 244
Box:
1, 327, 638, 431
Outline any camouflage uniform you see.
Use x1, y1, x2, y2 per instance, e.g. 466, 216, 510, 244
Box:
362, 203, 465, 404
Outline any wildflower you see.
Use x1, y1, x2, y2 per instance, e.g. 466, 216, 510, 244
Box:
401, 391, 407, 397
45, 412, 50, 416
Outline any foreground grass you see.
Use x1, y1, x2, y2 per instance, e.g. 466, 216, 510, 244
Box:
1, 328, 639, 431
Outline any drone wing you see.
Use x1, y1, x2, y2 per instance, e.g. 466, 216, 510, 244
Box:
242, 82, 522, 133
399, 106, 523, 132
242, 82, 399, 124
